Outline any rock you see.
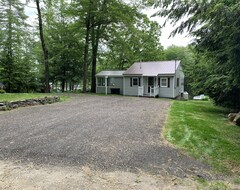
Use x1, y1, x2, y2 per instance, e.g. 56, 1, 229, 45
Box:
228, 113, 237, 122
26, 99, 34, 106
12, 104, 18, 109
233, 114, 240, 126
233, 113, 240, 123
0, 106, 8, 111
32, 101, 38, 105
0, 96, 60, 111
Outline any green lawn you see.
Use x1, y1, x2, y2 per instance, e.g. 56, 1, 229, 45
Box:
0, 93, 69, 102
165, 100, 240, 174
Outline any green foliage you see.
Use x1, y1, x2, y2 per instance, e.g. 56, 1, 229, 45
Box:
162, 45, 195, 94
1, 0, 163, 93
0, 0, 38, 93
0, 90, 6, 94
165, 100, 240, 173
99, 15, 164, 71
233, 177, 240, 184
154, 0, 240, 109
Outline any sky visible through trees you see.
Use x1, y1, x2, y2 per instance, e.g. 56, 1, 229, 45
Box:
0, 0, 239, 109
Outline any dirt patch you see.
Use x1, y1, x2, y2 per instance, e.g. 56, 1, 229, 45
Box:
0, 160, 207, 190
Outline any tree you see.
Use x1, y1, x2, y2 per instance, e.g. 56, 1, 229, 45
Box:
43, 0, 84, 92
155, 0, 240, 108
0, 0, 33, 92
162, 45, 195, 94
98, 14, 164, 71
36, 0, 50, 93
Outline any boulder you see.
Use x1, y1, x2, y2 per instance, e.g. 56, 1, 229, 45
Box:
0, 106, 8, 111
233, 113, 240, 123
228, 113, 237, 122
12, 104, 18, 109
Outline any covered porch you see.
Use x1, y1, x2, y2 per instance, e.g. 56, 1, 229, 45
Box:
138, 76, 159, 97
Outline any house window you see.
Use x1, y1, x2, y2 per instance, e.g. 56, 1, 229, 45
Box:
177, 78, 180, 87
97, 77, 105, 86
130, 77, 139, 86
107, 77, 114, 86
161, 78, 168, 87
133, 78, 138, 86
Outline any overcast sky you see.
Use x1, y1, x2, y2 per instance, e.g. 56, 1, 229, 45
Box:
143, 8, 193, 49
24, 3, 192, 49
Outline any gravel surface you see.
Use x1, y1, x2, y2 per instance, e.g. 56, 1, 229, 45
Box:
0, 95, 213, 179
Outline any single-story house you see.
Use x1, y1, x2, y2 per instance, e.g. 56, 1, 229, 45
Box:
96, 60, 184, 98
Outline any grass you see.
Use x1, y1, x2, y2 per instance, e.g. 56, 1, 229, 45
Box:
165, 100, 240, 174
0, 93, 69, 102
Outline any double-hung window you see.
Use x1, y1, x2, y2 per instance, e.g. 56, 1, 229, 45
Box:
130, 77, 140, 86
97, 77, 105, 86
161, 78, 168, 87
132, 77, 138, 86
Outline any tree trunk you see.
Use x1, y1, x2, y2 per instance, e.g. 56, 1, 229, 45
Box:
6, 1, 13, 93
91, 24, 101, 93
36, 0, 50, 93
90, 0, 107, 93
82, 1, 92, 93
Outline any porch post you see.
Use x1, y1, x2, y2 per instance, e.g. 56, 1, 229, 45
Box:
105, 76, 108, 95
123, 77, 125, 96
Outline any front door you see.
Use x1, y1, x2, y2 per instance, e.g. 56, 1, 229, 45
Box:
148, 77, 154, 93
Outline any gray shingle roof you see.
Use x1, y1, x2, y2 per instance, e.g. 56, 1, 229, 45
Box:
123, 60, 180, 76
0, 82, 4, 87
96, 70, 125, 77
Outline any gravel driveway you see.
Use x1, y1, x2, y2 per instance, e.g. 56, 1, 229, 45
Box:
0, 95, 212, 179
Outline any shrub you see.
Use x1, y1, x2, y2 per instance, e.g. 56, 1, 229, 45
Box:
0, 90, 6, 94
202, 97, 209, 101
236, 117, 240, 126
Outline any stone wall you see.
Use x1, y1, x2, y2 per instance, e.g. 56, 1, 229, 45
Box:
0, 96, 60, 111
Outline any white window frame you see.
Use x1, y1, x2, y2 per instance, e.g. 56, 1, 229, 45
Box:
97, 77, 105, 87
160, 78, 168, 87
132, 77, 139, 86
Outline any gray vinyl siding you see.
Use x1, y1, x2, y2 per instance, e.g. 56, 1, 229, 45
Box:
174, 65, 185, 97
123, 77, 139, 96
112, 77, 124, 94
159, 77, 174, 98
96, 77, 123, 94
96, 86, 106, 94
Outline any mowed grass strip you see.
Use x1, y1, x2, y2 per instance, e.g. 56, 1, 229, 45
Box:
0, 93, 69, 102
165, 100, 240, 173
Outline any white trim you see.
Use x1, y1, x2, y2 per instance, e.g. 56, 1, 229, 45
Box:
105, 76, 108, 95
160, 78, 168, 87
123, 77, 125, 96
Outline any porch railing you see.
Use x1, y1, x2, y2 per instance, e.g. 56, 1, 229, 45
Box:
150, 86, 159, 97
138, 86, 144, 96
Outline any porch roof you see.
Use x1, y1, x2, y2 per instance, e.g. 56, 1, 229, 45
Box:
96, 70, 125, 77
123, 60, 180, 76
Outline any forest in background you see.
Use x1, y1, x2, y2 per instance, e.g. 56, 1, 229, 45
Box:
0, 0, 240, 109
